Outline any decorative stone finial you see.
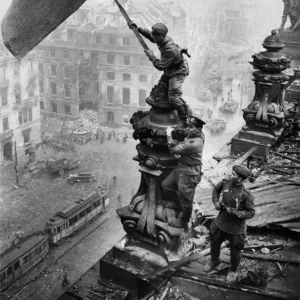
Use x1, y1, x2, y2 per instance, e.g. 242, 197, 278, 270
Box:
262, 30, 285, 50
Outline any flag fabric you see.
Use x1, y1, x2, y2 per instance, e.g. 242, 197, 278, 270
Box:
1, 0, 87, 59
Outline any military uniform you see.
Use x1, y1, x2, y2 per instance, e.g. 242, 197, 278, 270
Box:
210, 178, 255, 272
138, 24, 189, 120
162, 129, 204, 228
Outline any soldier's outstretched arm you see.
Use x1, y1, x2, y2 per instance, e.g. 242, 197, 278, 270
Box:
212, 180, 224, 206
137, 28, 155, 43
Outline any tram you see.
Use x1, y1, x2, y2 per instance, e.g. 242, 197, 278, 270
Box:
45, 187, 109, 245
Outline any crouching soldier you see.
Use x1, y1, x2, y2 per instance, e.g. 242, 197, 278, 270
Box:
204, 165, 255, 283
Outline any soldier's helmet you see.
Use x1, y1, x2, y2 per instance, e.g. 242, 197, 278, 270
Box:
188, 115, 206, 128
152, 23, 168, 36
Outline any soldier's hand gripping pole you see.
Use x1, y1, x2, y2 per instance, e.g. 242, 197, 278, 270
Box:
114, 0, 150, 51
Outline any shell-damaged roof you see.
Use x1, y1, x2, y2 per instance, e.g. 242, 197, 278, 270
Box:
196, 178, 300, 233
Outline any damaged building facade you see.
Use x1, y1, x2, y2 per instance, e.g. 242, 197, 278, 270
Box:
36, 0, 186, 127
0, 44, 41, 164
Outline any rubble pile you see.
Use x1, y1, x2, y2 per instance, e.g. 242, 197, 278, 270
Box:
43, 135, 76, 152
64, 109, 102, 134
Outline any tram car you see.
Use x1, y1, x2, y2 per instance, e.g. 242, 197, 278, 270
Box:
0, 231, 49, 292
45, 187, 109, 245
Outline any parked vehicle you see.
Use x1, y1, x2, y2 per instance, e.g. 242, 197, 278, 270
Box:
219, 100, 239, 113
67, 172, 96, 184
208, 118, 227, 134
0, 232, 49, 292
45, 187, 109, 245
47, 158, 80, 175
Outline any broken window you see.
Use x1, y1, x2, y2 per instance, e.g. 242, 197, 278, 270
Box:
107, 71, 115, 80
107, 86, 114, 104
52, 102, 57, 113
64, 84, 71, 98
23, 131, 30, 144
123, 37, 130, 46
0, 66, 6, 81
28, 88, 34, 98
51, 82, 57, 95
139, 89, 147, 106
3, 117, 9, 131
15, 91, 21, 104
50, 65, 56, 76
63, 50, 70, 59
139, 74, 147, 83
64, 105, 71, 115
64, 66, 70, 78
38, 62, 43, 74
0, 273, 6, 282
123, 73, 131, 82
123, 88, 130, 105
39, 80, 44, 95
40, 101, 44, 110
123, 55, 130, 66
109, 36, 115, 45
107, 55, 115, 64
50, 48, 56, 57
79, 87, 85, 99
0, 88, 8, 106
18, 111, 23, 125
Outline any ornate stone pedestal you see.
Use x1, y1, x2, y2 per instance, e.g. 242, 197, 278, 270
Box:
231, 30, 299, 157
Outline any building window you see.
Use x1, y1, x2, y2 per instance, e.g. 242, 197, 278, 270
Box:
0, 88, 8, 106
28, 60, 34, 74
19, 108, 32, 125
107, 71, 115, 80
123, 115, 129, 124
15, 91, 21, 104
139, 74, 147, 83
0, 273, 6, 283
123, 88, 130, 105
0, 66, 6, 81
63, 50, 70, 59
52, 102, 57, 113
51, 82, 57, 95
107, 86, 114, 104
123, 37, 130, 46
79, 87, 85, 99
50, 48, 56, 57
3, 117, 9, 131
96, 36, 101, 44
40, 101, 44, 110
123, 55, 130, 65
94, 82, 99, 93
23, 131, 30, 144
50, 65, 56, 77
107, 54, 115, 64
64, 66, 70, 78
39, 80, 44, 95
67, 30, 75, 41
64, 84, 71, 98
64, 105, 71, 115
139, 89, 147, 106
123, 73, 131, 82
38, 63, 43, 74
28, 88, 34, 98
140, 57, 147, 66
109, 36, 115, 45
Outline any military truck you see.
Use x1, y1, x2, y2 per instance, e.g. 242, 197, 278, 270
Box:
47, 158, 80, 175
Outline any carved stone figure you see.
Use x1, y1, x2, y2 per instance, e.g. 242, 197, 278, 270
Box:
279, 0, 300, 32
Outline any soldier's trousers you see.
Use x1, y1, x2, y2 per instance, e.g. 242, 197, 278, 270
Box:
159, 74, 187, 107
162, 169, 201, 224
209, 220, 245, 272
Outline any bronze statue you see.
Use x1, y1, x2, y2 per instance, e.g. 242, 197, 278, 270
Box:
279, 0, 300, 32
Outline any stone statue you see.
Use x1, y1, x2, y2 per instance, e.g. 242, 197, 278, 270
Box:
279, 0, 300, 32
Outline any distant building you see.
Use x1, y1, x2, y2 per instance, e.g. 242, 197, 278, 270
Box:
37, 0, 186, 127
0, 44, 41, 164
